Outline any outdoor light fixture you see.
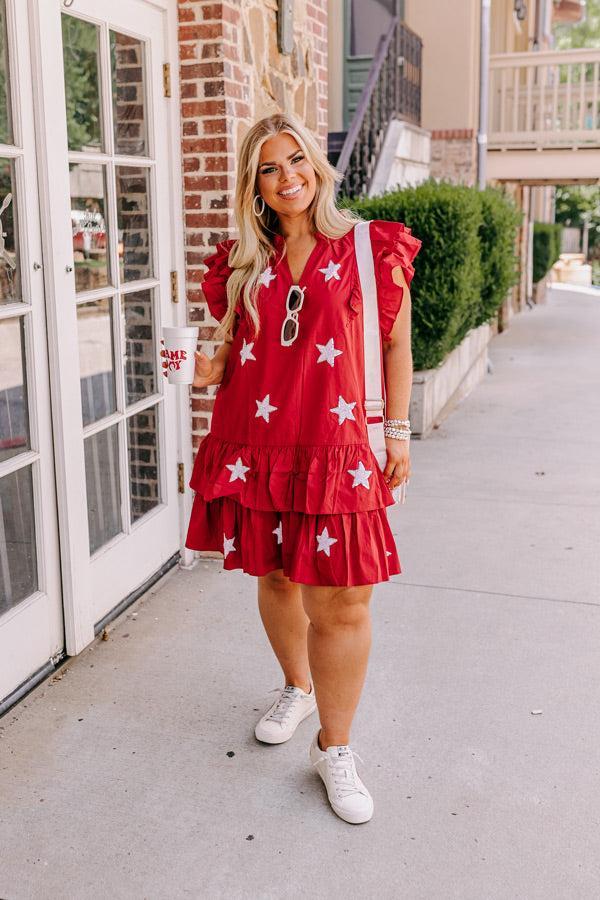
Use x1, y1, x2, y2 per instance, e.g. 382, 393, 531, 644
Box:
277, 0, 294, 55
514, 0, 528, 20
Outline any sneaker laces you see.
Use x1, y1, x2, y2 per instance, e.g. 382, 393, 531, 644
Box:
265, 685, 306, 724
314, 746, 368, 799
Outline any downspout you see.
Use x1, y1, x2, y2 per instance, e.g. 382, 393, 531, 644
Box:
477, 0, 491, 190
533, 0, 543, 47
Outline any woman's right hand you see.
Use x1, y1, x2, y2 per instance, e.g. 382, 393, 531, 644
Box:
160, 340, 225, 388
191, 349, 224, 388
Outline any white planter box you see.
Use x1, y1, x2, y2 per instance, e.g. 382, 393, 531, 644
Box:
409, 323, 491, 438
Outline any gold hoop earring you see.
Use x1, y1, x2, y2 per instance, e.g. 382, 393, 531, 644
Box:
253, 194, 266, 216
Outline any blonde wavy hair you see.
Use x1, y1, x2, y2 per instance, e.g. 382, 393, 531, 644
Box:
215, 112, 362, 340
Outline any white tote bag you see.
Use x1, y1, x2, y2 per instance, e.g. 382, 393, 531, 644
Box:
354, 220, 404, 505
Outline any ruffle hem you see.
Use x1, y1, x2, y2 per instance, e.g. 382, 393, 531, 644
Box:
185, 495, 401, 587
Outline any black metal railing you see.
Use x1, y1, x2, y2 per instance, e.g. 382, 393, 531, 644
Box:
335, 19, 422, 199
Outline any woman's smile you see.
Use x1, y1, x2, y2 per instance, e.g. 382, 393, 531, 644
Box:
277, 183, 305, 200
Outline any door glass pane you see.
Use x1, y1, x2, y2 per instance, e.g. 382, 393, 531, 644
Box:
0, 317, 29, 460
84, 424, 122, 554
62, 14, 103, 153
127, 405, 160, 523
122, 289, 156, 405
77, 298, 116, 427
0, 466, 37, 613
0, 0, 13, 145
110, 31, 147, 157
116, 166, 152, 283
0, 159, 20, 304
70, 162, 110, 292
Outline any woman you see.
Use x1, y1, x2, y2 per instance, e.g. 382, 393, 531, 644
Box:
172, 113, 421, 825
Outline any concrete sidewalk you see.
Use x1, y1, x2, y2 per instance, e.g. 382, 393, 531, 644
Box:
2, 286, 600, 900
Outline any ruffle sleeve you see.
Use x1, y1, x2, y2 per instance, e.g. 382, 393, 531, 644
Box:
201, 239, 236, 323
369, 220, 422, 342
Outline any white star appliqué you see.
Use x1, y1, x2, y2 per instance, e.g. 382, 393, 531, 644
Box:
348, 460, 372, 490
316, 526, 338, 556
258, 266, 277, 288
316, 338, 343, 368
318, 260, 341, 282
273, 521, 283, 545
239, 338, 256, 366
226, 456, 250, 482
330, 395, 356, 425
255, 394, 278, 423
223, 533, 236, 558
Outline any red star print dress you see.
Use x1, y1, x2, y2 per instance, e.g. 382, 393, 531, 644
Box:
185, 219, 422, 586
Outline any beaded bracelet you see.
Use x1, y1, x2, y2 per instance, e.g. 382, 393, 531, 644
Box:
385, 418, 410, 429
384, 427, 411, 440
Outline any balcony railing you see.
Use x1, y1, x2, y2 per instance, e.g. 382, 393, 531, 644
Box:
489, 48, 600, 150
335, 19, 422, 198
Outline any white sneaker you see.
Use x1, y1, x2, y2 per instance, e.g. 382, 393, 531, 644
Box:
254, 683, 317, 744
309, 729, 374, 824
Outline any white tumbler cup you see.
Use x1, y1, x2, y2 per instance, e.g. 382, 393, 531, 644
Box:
162, 326, 199, 385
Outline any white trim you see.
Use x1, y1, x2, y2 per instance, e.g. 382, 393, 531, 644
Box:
0, 449, 39, 479
0, 301, 32, 319
67, 151, 155, 167
75, 286, 118, 305
29, 0, 95, 652
162, 0, 195, 567
0, 144, 23, 158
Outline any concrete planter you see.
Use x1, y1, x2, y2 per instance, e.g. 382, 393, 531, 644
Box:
409, 323, 491, 438
533, 279, 547, 304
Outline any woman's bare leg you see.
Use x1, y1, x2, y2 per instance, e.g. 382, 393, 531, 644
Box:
301, 584, 373, 748
257, 570, 312, 693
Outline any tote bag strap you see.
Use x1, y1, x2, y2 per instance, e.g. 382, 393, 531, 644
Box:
354, 220, 385, 424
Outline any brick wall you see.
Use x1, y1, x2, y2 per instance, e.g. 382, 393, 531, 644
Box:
177, 0, 328, 448
430, 129, 477, 187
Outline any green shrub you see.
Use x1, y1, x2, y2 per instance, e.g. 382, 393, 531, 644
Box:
344, 179, 522, 369
346, 180, 482, 369
476, 187, 522, 327
533, 222, 563, 284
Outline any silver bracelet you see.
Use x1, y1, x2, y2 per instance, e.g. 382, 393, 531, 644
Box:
384, 427, 411, 440
385, 418, 410, 429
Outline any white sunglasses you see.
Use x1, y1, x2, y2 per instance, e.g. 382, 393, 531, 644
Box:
280, 284, 306, 346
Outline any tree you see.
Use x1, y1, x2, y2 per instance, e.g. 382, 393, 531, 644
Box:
555, 186, 600, 256
553, 0, 600, 49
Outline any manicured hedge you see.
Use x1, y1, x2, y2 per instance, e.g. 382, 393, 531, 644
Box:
477, 187, 523, 328
533, 222, 563, 284
344, 179, 522, 370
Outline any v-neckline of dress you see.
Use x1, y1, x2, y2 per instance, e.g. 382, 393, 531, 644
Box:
274, 231, 324, 287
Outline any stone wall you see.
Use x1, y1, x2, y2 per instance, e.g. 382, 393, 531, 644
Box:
430, 129, 477, 186
177, 0, 328, 446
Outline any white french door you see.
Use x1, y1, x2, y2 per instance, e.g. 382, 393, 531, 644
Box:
33, 0, 180, 631
1, 0, 183, 705
0, 1, 63, 701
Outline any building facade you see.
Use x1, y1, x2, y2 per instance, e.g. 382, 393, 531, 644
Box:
0, 0, 326, 709
327, 0, 597, 318
1, 0, 597, 710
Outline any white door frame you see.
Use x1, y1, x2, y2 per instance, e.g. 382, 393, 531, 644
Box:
0, 0, 64, 699
28, 0, 192, 654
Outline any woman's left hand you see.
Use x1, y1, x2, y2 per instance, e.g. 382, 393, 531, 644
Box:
383, 438, 410, 490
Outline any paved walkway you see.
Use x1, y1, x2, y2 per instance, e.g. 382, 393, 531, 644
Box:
2, 285, 600, 900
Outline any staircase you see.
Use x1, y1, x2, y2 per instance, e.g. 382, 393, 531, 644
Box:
329, 18, 426, 199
